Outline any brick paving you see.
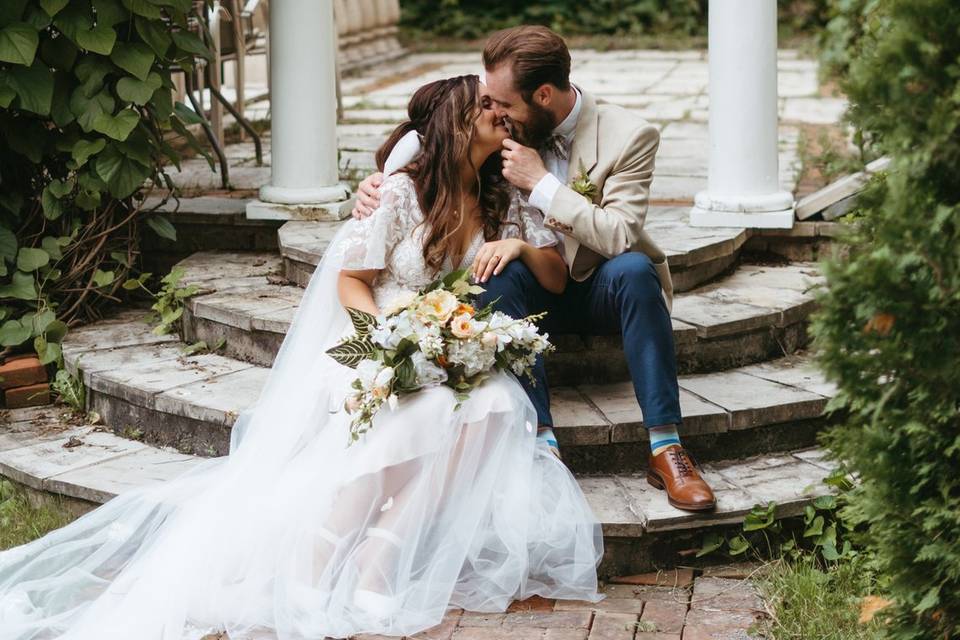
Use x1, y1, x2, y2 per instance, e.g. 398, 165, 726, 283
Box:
347, 566, 768, 640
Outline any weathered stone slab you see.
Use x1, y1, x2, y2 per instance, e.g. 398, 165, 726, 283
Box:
578, 475, 644, 537
190, 286, 303, 330
278, 220, 343, 265
155, 366, 270, 425
581, 383, 728, 443
616, 467, 757, 533
678, 371, 826, 430
89, 352, 254, 409
66, 342, 188, 385
738, 357, 837, 398
715, 454, 832, 516
0, 429, 146, 491
552, 388, 610, 446
176, 251, 282, 287
671, 295, 781, 339
44, 444, 205, 503
62, 312, 177, 359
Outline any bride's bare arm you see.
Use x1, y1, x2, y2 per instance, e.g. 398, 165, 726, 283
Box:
337, 269, 381, 316
472, 240, 567, 294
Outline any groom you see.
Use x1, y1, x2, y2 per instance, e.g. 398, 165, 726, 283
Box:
352, 25, 716, 513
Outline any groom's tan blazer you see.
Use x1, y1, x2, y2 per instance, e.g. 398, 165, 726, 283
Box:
541, 89, 673, 313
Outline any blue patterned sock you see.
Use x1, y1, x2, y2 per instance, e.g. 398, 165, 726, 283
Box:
537, 426, 559, 449
649, 424, 681, 456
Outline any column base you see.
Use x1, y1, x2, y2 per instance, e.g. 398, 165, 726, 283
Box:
689, 190, 795, 229
247, 184, 353, 221
246, 198, 353, 222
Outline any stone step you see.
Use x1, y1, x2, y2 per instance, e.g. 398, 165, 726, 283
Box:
61, 310, 835, 474
277, 209, 751, 294
1, 404, 835, 576
174, 250, 825, 381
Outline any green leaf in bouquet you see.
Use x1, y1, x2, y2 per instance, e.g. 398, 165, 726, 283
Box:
326, 337, 375, 369
345, 306, 377, 338
394, 358, 418, 392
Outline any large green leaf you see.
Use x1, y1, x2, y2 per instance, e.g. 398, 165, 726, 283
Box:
0, 319, 31, 346
121, 0, 162, 19
92, 268, 115, 287
0, 225, 16, 262
325, 337, 376, 369
17, 247, 50, 271
0, 0, 29, 27
23, 5, 52, 30
52, 4, 94, 43
44, 319, 68, 342
0, 22, 38, 65
134, 15, 170, 57
110, 41, 154, 80
150, 85, 173, 118
8, 60, 53, 115
41, 236, 63, 259
0, 82, 14, 108
71, 137, 106, 166
92, 107, 139, 140
94, 145, 150, 198
41, 186, 64, 220
116, 71, 161, 105
91, 0, 128, 25
39, 0, 69, 17
171, 29, 212, 60
76, 23, 116, 55
173, 100, 203, 124
0, 270, 37, 300
70, 87, 115, 132
73, 56, 113, 86
49, 71, 75, 126
145, 214, 177, 241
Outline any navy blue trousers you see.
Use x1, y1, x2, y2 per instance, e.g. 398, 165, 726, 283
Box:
475, 252, 682, 429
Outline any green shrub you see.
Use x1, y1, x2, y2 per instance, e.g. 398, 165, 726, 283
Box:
0, 0, 211, 368
812, 0, 960, 637
399, 0, 830, 40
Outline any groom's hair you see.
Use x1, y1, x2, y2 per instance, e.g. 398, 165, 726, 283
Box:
483, 25, 571, 102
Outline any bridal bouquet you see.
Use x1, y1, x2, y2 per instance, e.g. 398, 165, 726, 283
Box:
327, 269, 553, 444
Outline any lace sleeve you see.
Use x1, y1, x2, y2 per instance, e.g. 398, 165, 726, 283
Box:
335, 174, 414, 270
501, 189, 562, 249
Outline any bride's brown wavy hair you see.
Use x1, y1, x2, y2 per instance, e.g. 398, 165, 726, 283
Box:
376, 74, 512, 271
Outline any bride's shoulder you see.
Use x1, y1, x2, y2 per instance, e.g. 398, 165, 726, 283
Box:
380, 171, 416, 196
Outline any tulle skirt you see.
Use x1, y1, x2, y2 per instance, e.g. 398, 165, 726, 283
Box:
0, 370, 604, 640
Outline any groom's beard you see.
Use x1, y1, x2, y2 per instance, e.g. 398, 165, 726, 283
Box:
510, 101, 557, 149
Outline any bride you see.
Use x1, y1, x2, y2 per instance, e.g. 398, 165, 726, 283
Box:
0, 74, 604, 640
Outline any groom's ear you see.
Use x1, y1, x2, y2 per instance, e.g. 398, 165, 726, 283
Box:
532, 84, 553, 107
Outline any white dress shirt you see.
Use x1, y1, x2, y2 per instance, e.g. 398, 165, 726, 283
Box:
527, 87, 582, 212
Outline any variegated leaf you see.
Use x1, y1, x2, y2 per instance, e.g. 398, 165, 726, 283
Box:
325, 337, 375, 368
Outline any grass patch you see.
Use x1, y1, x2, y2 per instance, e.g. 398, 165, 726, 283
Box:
0, 478, 76, 552
757, 555, 885, 640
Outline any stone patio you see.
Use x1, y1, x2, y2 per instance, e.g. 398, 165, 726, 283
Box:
170, 49, 846, 203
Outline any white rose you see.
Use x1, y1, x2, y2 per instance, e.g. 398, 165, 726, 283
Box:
374, 366, 395, 389
410, 351, 448, 386
383, 290, 418, 316
450, 312, 481, 339
480, 331, 499, 349
416, 290, 459, 323
356, 359, 382, 390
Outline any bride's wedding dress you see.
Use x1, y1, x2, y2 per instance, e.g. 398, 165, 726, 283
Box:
0, 173, 604, 640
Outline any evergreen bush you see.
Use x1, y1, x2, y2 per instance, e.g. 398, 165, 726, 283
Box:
812, 0, 960, 637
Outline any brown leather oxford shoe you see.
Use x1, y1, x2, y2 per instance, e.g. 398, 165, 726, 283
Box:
647, 445, 717, 511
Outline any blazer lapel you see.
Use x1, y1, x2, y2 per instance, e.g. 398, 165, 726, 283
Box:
567, 86, 599, 179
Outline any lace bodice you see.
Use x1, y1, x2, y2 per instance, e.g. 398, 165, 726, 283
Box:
335, 173, 561, 310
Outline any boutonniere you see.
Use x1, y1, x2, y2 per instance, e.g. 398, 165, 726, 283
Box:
569, 160, 598, 202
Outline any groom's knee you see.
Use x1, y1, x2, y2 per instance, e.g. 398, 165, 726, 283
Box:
605, 253, 661, 302
475, 260, 535, 310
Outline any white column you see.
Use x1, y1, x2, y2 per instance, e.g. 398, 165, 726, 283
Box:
247, 0, 350, 220
689, 0, 794, 229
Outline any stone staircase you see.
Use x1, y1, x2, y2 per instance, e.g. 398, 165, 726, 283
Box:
1, 206, 841, 575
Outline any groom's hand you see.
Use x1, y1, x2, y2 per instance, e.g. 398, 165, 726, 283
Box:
501, 139, 548, 191
351, 172, 385, 219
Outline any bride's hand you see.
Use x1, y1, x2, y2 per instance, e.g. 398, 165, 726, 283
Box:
472, 239, 526, 283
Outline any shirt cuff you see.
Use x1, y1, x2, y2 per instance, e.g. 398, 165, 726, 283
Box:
528, 173, 562, 212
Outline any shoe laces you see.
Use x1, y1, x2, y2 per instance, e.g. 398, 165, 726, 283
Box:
668, 448, 696, 478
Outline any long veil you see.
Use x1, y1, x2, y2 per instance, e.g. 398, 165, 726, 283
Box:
0, 199, 604, 639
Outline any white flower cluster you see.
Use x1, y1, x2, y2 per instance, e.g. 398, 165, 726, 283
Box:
333, 272, 553, 445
